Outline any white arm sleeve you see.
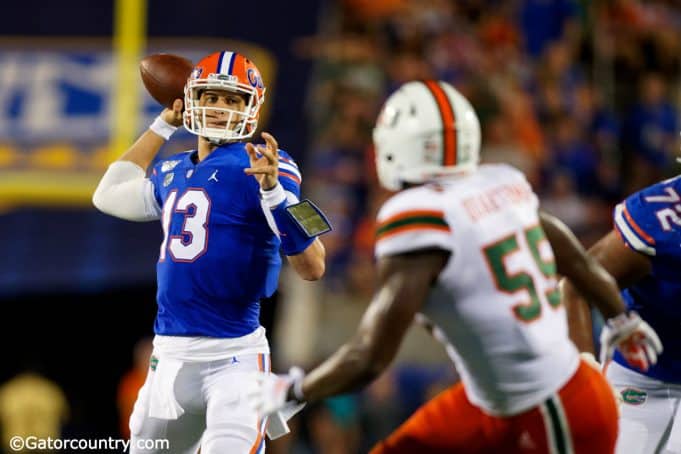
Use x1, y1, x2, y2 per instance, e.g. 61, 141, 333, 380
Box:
92, 161, 162, 222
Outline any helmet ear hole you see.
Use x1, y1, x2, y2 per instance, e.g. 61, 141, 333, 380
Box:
386, 154, 394, 162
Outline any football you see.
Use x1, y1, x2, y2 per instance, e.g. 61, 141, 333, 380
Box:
139, 53, 194, 109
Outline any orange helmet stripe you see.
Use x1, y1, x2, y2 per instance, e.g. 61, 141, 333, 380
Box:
423, 81, 457, 166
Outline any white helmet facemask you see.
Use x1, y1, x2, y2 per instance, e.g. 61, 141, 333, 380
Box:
184, 75, 263, 144
373, 81, 481, 191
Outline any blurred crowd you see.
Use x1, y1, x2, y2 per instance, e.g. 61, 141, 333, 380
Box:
299, 0, 681, 293
274, 0, 681, 452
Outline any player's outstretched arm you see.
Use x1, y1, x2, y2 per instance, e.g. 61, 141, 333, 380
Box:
246, 248, 449, 416
92, 99, 182, 221
296, 249, 449, 401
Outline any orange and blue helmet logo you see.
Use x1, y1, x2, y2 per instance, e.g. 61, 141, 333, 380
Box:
247, 68, 264, 88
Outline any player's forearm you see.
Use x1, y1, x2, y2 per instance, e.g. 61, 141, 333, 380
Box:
568, 259, 625, 320
286, 238, 326, 280
561, 279, 596, 353
116, 129, 167, 171
299, 337, 385, 402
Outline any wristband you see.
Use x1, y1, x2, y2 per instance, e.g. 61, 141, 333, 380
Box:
260, 182, 287, 208
262, 183, 331, 255
149, 116, 178, 140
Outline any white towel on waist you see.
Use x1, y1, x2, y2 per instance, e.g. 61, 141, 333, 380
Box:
148, 356, 185, 420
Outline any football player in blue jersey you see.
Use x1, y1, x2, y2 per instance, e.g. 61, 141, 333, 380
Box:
93, 50, 329, 454
563, 174, 681, 454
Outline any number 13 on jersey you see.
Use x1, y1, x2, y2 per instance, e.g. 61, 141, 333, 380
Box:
483, 225, 561, 322
160, 188, 212, 262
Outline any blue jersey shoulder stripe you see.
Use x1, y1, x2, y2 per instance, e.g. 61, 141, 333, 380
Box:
279, 170, 301, 185
614, 203, 656, 256
278, 161, 301, 179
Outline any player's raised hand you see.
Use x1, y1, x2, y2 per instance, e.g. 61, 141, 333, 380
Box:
600, 311, 663, 372
244, 132, 279, 190
160, 98, 184, 127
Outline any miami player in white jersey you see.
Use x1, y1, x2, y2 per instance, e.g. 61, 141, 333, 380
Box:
245, 81, 663, 453
92, 50, 329, 453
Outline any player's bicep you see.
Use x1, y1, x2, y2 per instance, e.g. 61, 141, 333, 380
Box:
93, 161, 162, 221
589, 229, 652, 289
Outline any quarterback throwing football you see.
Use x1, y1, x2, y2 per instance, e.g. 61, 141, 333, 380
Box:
93, 50, 328, 453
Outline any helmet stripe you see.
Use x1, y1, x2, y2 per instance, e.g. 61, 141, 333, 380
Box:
217, 51, 225, 72
218, 51, 235, 74
227, 51, 236, 74
423, 81, 457, 166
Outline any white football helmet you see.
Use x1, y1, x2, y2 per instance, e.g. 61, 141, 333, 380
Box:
373, 81, 481, 191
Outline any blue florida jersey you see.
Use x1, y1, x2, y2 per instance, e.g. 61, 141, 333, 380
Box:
148, 142, 303, 337
613, 175, 681, 383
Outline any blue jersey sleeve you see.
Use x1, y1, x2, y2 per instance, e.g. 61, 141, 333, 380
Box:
277, 149, 302, 198
614, 176, 681, 259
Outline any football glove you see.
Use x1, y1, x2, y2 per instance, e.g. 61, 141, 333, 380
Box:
245, 366, 305, 417
599, 311, 662, 372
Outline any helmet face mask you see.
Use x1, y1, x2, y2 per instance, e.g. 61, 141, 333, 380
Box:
372, 81, 481, 191
184, 51, 266, 144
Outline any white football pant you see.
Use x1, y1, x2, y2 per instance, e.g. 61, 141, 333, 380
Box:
129, 352, 270, 454
608, 362, 681, 454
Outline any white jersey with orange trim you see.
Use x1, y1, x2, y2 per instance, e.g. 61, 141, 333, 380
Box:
375, 163, 579, 416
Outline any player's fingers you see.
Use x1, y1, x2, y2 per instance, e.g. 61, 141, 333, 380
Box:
262, 132, 278, 155
647, 327, 663, 353
644, 342, 658, 366
256, 144, 276, 163
172, 98, 183, 113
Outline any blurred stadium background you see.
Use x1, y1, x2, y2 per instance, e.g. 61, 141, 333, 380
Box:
0, 0, 679, 452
